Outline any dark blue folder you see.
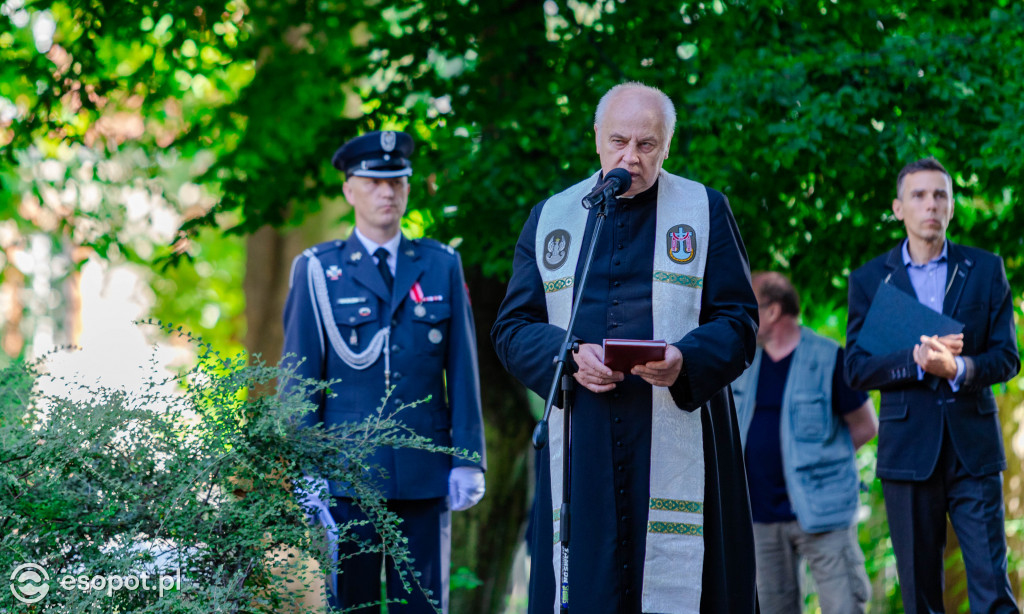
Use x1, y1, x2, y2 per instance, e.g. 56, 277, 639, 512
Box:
857, 281, 964, 355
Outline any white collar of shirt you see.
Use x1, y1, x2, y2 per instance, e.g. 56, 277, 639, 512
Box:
353, 227, 401, 275
901, 238, 947, 268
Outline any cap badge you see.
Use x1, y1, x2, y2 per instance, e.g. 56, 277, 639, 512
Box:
542, 229, 571, 271
381, 131, 397, 152
667, 224, 697, 264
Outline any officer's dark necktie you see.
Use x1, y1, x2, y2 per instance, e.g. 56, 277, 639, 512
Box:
374, 247, 394, 291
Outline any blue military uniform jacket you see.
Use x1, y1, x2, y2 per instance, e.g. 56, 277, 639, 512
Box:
281, 234, 486, 500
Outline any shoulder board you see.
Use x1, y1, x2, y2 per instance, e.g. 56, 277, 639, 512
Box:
412, 237, 457, 256
302, 239, 345, 259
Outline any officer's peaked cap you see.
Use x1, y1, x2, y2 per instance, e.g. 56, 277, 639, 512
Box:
332, 130, 414, 179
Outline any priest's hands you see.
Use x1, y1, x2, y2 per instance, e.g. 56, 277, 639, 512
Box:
572, 343, 624, 393
572, 343, 683, 392
632, 344, 683, 387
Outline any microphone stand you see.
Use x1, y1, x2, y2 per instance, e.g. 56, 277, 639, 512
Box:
532, 192, 615, 614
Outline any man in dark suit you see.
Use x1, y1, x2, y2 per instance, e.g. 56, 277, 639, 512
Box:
845, 157, 1019, 613
281, 130, 486, 613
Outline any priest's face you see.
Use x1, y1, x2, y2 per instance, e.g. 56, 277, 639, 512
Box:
594, 89, 671, 197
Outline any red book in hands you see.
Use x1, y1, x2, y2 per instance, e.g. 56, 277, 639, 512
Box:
602, 339, 667, 373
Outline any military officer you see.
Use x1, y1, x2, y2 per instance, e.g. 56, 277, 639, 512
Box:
281, 130, 487, 613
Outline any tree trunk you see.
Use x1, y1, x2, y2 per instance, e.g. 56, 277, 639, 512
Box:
450, 266, 533, 614
245, 199, 351, 364
245, 225, 294, 366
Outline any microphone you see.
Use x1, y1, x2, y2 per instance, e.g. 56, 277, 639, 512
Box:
581, 168, 632, 209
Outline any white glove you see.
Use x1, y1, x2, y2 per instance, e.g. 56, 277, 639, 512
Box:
296, 476, 338, 598
297, 476, 336, 530
448, 467, 486, 511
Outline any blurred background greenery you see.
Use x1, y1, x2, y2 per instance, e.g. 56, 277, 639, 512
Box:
2, 0, 1022, 611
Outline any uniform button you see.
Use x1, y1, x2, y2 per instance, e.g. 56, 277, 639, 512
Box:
613, 281, 621, 287
620, 515, 627, 522
623, 563, 629, 570
391, 318, 399, 327
611, 322, 619, 328
394, 398, 404, 405
619, 489, 625, 495
625, 588, 632, 596
616, 441, 623, 447
617, 222, 624, 228
617, 243, 624, 250
613, 300, 620, 306
613, 259, 621, 266
613, 392, 621, 399
614, 417, 622, 423
391, 344, 401, 352
617, 464, 624, 472
393, 372, 402, 381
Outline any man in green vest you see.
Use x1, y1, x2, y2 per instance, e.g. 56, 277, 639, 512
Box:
732, 271, 876, 614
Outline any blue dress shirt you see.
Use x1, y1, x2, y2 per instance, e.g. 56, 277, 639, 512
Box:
901, 239, 965, 390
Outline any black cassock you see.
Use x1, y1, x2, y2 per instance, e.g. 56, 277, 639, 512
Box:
492, 179, 760, 614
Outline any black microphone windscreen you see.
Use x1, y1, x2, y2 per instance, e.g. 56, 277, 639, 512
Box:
606, 168, 632, 194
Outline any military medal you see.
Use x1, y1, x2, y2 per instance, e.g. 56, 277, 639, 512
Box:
410, 281, 444, 311
410, 282, 427, 317
325, 265, 342, 280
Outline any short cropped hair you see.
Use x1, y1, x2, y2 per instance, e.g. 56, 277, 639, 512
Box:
896, 157, 951, 200
751, 271, 800, 317
594, 82, 677, 143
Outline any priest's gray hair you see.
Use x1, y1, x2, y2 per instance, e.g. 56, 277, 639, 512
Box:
594, 82, 677, 143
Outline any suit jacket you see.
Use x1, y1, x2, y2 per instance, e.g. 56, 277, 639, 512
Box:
845, 240, 1018, 480
281, 234, 485, 499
